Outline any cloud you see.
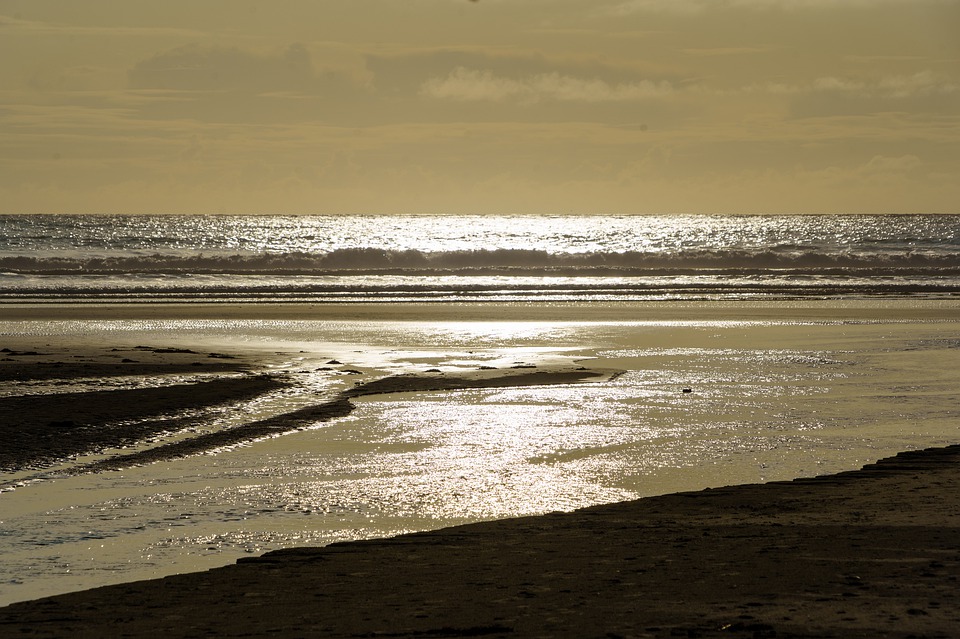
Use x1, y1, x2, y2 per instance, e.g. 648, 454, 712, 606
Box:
2, 1, 957, 214
859, 154, 922, 175
610, 0, 958, 13
733, 0, 958, 6
419, 65, 957, 111
681, 46, 773, 56
812, 71, 957, 98
121, 42, 375, 125
738, 71, 958, 110
367, 48, 673, 95
876, 72, 959, 98
421, 67, 674, 103
128, 43, 318, 93
785, 71, 960, 117
0, 13, 207, 38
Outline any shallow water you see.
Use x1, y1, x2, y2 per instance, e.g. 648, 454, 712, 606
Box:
1, 315, 958, 605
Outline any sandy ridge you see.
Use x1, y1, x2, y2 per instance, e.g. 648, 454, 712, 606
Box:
77, 366, 620, 472
0, 376, 287, 471
2, 346, 619, 474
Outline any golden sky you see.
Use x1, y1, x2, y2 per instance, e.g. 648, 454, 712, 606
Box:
1, 0, 958, 214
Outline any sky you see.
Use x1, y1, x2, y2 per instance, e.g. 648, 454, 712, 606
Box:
1, 0, 958, 214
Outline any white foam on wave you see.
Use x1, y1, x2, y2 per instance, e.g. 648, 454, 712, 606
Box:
2, 214, 958, 301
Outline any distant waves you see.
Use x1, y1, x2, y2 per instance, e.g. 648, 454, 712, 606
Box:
3, 246, 960, 276
2, 271, 959, 303
2, 214, 958, 302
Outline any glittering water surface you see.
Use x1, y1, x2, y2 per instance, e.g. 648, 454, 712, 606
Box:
1, 316, 959, 605
2, 214, 959, 301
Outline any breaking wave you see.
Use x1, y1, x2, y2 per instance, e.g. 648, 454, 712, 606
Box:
2, 215, 958, 301
3, 247, 959, 276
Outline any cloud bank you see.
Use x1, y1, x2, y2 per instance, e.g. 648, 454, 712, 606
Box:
421, 67, 674, 103
0, 0, 957, 213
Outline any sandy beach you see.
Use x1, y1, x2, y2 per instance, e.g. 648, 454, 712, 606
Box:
1, 444, 959, 638
1, 301, 959, 637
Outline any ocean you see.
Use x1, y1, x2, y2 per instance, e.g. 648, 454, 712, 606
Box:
1, 213, 959, 605
2, 214, 959, 303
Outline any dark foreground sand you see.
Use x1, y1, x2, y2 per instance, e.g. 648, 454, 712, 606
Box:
1, 445, 958, 638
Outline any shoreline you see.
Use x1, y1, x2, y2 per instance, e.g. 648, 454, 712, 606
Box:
2, 443, 958, 637
4, 298, 960, 322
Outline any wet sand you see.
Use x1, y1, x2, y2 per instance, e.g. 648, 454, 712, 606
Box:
1, 444, 958, 638
0, 345, 280, 470
0, 341, 618, 474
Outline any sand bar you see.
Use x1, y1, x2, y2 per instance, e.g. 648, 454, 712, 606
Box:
1, 444, 958, 637
0, 376, 286, 471
1, 343, 619, 474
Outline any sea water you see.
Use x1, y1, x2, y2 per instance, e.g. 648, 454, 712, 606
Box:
1, 214, 959, 302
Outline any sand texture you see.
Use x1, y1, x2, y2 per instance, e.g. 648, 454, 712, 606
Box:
0, 345, 279, 471
0, 344, 247, 382
2, 445, 958, 638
